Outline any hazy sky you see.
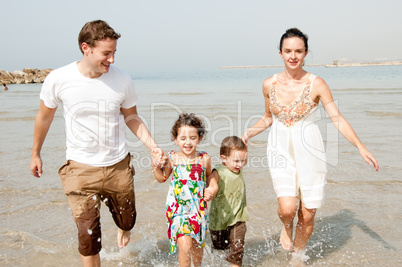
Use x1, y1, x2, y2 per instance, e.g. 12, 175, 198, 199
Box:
2, 0, 401, 74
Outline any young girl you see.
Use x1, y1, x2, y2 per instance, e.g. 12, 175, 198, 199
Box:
153, 113, 218, 267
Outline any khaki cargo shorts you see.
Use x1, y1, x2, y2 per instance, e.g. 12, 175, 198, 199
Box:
58, 153, 136, 256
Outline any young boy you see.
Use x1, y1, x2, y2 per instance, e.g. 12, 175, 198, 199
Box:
209, 136, 249, 267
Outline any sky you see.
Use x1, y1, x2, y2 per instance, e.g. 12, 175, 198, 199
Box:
1, 0, 401, 74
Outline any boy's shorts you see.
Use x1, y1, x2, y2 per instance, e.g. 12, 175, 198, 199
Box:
58, 153, 136, 256
210, 221, 247, 266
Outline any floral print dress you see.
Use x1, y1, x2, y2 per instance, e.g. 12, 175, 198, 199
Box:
166, 151, 208, 254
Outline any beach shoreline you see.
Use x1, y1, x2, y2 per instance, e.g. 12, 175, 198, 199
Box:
220, 61, 402, 69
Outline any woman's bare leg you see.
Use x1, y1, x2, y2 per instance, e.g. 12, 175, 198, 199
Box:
293, 201, 316, 252
277, 196, 298, 251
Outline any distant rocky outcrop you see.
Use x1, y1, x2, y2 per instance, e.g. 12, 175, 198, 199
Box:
0, 68, 53, 84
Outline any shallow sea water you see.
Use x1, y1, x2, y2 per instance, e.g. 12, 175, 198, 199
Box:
0, 66, 401, 266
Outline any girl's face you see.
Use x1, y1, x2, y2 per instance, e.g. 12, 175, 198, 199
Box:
175, 125, 201, 158
279, 37, 308, 70
221, 149, 248, 173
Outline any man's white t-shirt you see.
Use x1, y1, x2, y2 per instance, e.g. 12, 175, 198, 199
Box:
40, 62, 137, 167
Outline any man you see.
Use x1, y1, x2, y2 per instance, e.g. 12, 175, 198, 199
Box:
30, 20, 164, 266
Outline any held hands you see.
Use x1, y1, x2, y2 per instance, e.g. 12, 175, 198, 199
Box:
204, 184, 218, 202
151, 148, 170, 183
152, 148, 168, 170
241, 133, 250, 146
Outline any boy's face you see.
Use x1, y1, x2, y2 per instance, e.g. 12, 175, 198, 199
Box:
221, 149, 248, 174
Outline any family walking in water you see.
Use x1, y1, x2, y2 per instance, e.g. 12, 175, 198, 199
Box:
30, 20, 378, 267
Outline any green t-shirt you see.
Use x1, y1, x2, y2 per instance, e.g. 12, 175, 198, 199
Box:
209, 164, 248, 231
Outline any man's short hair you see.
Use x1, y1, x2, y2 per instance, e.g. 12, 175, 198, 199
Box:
78, 20, 121, 54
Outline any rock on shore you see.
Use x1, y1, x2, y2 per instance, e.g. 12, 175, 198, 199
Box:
0, 68, 53, 84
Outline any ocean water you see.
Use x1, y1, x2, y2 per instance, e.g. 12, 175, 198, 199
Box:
0, 65, 401, 266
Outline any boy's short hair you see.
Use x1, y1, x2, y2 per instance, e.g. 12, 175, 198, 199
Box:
78, 20, 121, 54
220, 136, 247, 157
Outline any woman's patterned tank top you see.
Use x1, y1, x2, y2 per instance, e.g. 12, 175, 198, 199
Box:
269, 74, 317, 127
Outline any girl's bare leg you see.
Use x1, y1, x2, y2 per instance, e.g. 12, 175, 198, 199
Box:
277, 196, 298, 251
178, 236, 193, 267
191, 238, 203, 267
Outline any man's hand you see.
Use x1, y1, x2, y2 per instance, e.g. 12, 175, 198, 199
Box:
30, 155, 43, 178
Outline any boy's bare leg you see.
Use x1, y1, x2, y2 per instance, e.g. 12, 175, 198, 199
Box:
80, 254, 100, 267
117, 228, 131, 249
277, 196, 298, 251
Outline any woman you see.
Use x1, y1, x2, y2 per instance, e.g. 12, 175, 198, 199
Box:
242, 28, 379, 258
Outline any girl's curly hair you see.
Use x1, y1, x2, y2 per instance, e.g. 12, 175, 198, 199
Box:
171, 113, 206, 141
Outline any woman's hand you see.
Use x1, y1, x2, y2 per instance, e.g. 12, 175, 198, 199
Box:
359, 146, 379, 171
241, 133, 250, 146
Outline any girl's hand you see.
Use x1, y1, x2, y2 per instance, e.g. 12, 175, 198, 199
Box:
151, 148, 171, 183
359, 147, 379, 171
152, 148, 168, 169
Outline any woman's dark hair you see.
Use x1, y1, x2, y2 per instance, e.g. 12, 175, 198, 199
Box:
220, 136, 247, 157
171, 113, 206, 141
279, 28, 308, 52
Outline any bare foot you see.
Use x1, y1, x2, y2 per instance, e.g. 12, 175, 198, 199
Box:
117, 228, 131, 249
280, 226, 293, 251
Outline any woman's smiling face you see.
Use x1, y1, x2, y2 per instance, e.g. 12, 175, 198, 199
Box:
279, 37, 308, 70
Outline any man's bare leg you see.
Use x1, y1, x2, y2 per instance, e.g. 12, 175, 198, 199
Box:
80, 254, 100, 267
117, 228, 131, 249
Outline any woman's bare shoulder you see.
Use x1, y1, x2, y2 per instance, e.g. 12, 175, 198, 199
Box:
262, 75, 275, 92
311, 75, 328, 87
263, 75, 275, 85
